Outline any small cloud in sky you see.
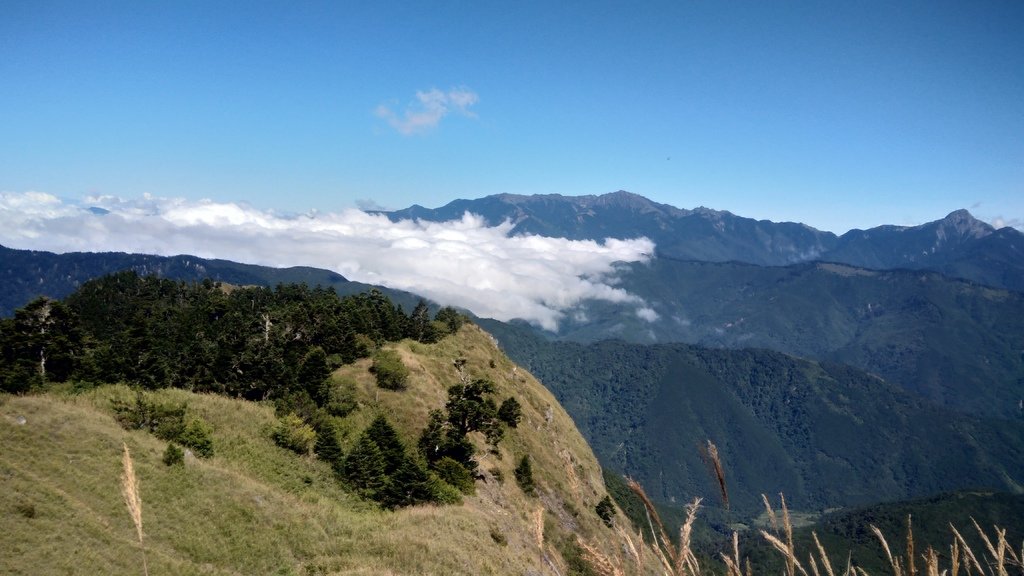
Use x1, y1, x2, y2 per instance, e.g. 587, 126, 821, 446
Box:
636, 306, 659, 322
376, 87, 479, 135
0, 191, 653, 331
990, 216, 1024, 231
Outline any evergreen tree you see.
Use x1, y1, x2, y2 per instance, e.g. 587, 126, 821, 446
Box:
310, 411, 344, 470
434, 306, 466, 334
364, 415, 408, 474
595, 495, 617, 527
497, 397, 523, 428
342, 433, 387, 498
514, 455, 535, 495
298, 347, 331, 403
445, 378, 497, 436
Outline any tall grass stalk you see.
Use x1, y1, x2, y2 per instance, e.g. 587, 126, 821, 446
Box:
121, 442, 148, 576
625, 476, 703, 576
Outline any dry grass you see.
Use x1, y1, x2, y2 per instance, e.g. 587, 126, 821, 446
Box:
757, 494, 1024, 576
700, 439, 729, 511
2, 325, 630, 575
624, 476, 703, 576
574, 486, 1023, 576
120, 442, 148, 576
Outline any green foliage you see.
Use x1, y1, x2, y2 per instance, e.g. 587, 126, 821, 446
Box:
595, 494, 616, 527
179, 418, 215, 458
1, 271, 433, 399
425, 473, 463, 505
111, 393, 187, 441
445, 378, 497, 436
163, 443, 184, 466
309, 411, 344, 469
514, 454, 535, 496
406, 299, 440, 343
298, 347, 331, 402
419, 376, 509, 477
321, 377, 358, 417
487, 321, 1024, 514
370, 349, 409, 391
271, 413, 317, 456
432, 457, 476, 495
0, 297, 83, 392
342, 432, 387, 498
342, 415, 437, 509
433, 306, 466, 335
496, 397, 522, 428
110, 391, 214, 457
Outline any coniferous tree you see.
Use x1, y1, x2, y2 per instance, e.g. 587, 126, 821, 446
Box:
298, 347, 331, 404
497, 397, 522, 428
514, 454, 535, 495
310, 411, 344, 470
595, 494, 617, 527
343, 433, 387, 498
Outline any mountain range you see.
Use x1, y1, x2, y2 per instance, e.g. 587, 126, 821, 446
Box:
386, 191, 1024, 292
3, 190, 1022, 523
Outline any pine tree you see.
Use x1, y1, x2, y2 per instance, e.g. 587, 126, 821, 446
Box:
342, 433, 387, 498
514, 454, 535, 495
497, 397, 522, 428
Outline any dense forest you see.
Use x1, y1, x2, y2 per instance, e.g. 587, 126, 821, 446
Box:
0, 272, 526, 509
481, 319, 1024, 514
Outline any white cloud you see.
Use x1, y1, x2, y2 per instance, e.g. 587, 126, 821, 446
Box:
990, 216, 1024, 231
636, 306, 659, 322
0, 192, 654, 331
376, 87, 479, 135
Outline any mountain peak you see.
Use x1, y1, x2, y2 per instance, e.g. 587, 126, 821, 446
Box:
937, 209, 993, 239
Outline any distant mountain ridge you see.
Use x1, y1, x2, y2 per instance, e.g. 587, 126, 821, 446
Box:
385, 191, 1024, 292
0, 244, 423, 318
477, 320, 1024, 514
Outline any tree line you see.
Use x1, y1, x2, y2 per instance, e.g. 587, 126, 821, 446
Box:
0, 271, 462, 396
0, 271, 540, 509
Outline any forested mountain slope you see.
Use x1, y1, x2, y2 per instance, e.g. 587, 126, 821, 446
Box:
481, 320, 1024, 515
561, 259, 1024, 418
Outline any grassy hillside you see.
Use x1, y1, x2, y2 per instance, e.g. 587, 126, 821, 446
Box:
1, 325, 646, 575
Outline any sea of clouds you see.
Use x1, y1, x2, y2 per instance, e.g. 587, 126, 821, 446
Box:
0, 191, 655, 331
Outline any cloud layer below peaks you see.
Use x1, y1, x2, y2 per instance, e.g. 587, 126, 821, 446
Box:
0, 191, 655, 331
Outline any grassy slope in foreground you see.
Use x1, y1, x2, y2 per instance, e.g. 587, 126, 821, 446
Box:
0, 325, 639, 575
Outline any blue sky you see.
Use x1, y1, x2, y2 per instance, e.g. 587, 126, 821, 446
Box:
2, 1, 1022, 233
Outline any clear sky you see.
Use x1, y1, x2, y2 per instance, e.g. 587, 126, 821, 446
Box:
2, 0, 1022, 234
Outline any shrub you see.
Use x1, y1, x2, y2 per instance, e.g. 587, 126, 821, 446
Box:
111, 393, 186, 440
595, 494, 616, 527
426, 473, 463, 505
370, 349, 409, 391
271, 413, 316, 456
179, 418, 215, 458
163, 443, 184, 466
433, 456, 476, 495
321, 377, 358, 417
514, 454, 535, 495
